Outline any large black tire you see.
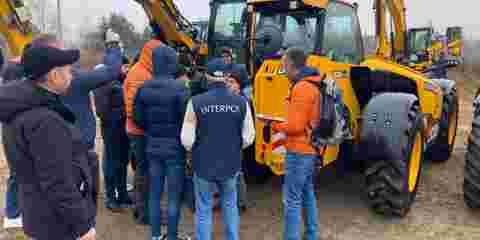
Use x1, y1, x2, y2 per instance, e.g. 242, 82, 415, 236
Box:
361, 93, 425, 217
426, 88, 459, 162
464, 95, 480, 209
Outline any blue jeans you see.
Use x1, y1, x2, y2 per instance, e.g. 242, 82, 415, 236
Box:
283, 152, 318, 240
150, 158, 185, 240
194, 174, 239, 240
3, 125, 19, 219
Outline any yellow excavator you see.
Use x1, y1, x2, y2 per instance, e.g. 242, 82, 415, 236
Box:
406, 27, 447, 74
134, 0, 209, 66
0, 0, 34, 57
446, 26, 463, 65
0, 0, 248, 65
247, 0, 459, 216
135, 0, 253, 68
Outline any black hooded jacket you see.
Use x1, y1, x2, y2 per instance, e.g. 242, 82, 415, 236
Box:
0, 80, 97, 240
133, 46, 189, 160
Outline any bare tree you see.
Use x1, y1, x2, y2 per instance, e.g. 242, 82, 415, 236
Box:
25, 0, 62, 35
81, 13, 148, 55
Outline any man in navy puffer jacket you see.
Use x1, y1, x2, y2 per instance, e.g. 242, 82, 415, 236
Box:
133, 46, 190, 240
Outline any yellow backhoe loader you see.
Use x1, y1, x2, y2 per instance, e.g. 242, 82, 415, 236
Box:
247, 0, 459, 217
0, 0, 34, 57
407, 27, 448, 74
134, 0, 209, 67
446, 26, 463, 65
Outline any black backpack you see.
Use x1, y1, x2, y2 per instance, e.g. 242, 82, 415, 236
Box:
304, 76, 351, 151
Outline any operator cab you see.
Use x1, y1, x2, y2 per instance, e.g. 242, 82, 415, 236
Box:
208, 0, 249, 64
248, 0, 364, 72
447, 26, 463, 43
407, 28, 433, 64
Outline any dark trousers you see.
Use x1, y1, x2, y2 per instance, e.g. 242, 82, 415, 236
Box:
129, 134, 150, 224
2, 125, 19, 218
101, 118, 130, 203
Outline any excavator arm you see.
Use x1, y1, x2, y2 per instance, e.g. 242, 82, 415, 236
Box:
134, 0, 207, 56
374, 0, 407, 61
0, 0, 33, 57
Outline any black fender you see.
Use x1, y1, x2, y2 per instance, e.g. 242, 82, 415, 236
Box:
360, 93, 423, 170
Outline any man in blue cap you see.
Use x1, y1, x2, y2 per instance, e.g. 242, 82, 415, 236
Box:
181, 60, 255, 240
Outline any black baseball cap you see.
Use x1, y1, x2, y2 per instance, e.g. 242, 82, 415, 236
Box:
21, 46, 80, 80
206, 58, 227, 77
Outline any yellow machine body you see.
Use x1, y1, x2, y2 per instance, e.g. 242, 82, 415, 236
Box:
249, 0, 444, 175
134, 0, 208, 56
0, 0, 33, 57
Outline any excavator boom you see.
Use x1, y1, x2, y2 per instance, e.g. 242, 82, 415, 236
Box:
134, 0, 207, 56
0, 0, 33, 57
374, 0, 407, 60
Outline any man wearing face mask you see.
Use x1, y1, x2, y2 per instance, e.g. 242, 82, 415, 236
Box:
0, 46, 97, 240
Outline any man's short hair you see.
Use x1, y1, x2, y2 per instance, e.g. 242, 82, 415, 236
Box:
284, 47, 307, 69
30, 34, 58, 48
221, 47, 233, 57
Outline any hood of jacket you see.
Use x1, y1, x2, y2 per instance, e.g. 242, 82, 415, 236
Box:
137, 39, 163, 74
152, 45, 177, 78
293, 66, 320, 83
0, 81, 53, 123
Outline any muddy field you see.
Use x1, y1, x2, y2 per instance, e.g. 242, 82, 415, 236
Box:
1, 69, 480, 240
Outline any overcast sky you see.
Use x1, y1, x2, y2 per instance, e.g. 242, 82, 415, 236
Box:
54, 0, 480, 41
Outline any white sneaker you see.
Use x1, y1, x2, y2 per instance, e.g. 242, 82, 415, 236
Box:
3, 216, 22, 229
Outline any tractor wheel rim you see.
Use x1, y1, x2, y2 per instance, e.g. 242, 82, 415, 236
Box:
408, 133, 422, 192
448, 108, 458, 146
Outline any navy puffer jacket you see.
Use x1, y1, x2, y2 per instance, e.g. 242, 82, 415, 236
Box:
133, 46, 188, 160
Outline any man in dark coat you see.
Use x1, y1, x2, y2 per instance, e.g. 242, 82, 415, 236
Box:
29, 33, 122, 151
133, 46, 190, 240
94, 37, 132, 211
0, 46, 97, 240
1, 54, 26, 228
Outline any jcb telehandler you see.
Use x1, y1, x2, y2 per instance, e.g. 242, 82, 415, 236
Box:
246, 0, 459, 217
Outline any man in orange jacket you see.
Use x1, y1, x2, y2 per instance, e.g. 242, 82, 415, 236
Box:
123, 38, 163, 224
259, 47, 320, 240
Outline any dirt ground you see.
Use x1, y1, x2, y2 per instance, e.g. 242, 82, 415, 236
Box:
1, 69, 480, 240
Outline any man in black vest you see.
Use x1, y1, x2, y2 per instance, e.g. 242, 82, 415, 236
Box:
181, 61, 255, 240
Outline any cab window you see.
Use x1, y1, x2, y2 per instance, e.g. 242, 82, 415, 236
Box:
322, 2, 363, 64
